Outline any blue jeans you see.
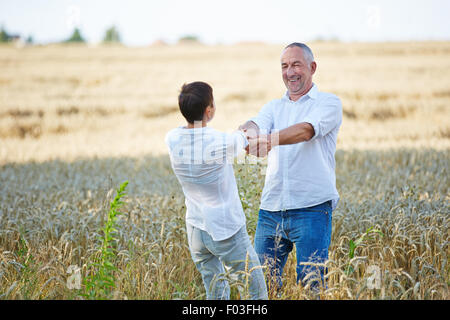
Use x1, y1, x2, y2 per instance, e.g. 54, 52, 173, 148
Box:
187, 224, 268, 300
254, 201, 332, 290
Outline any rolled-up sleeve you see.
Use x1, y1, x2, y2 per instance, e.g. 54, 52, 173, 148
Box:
303, 95, 342, 140
249, 101, 274, 134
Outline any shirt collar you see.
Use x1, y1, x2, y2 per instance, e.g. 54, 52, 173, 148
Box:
283, 83, 318, 102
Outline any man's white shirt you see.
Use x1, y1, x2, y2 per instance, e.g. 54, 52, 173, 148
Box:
250, 83, 342, 211
165, 127, 248, 241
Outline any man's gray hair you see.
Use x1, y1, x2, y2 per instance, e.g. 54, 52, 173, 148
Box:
284, 42, 315, 64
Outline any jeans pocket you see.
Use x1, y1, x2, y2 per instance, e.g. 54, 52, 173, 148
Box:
214, 228, 239, 253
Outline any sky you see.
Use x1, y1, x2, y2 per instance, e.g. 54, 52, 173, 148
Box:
0, 0, 449, 45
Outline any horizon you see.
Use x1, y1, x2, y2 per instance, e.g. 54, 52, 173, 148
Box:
0, 0, 449, 46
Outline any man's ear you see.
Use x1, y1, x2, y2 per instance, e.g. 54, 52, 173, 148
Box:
310, 61, 317, 75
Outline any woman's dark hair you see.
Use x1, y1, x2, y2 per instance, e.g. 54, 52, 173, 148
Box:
178, 81, 213, 123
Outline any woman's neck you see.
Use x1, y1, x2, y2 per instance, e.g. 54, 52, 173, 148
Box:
186, 121, 207, 129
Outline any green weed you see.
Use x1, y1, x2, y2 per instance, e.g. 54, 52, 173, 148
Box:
82, 180, 128, 299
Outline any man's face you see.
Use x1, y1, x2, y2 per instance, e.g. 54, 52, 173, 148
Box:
281, 46, 316, 99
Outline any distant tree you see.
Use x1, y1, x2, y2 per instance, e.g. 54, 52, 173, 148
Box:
0, 26, 21, 43
103, 25, 121, 43
0, 26, 10, 42
25, 35, 33, 44
65, 28, 85, 43
178, 34, 200, 44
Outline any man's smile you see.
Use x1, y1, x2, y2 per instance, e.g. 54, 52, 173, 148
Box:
287, 76, 302, 89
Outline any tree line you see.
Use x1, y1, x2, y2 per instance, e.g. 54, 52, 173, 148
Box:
0, 25, 122, 44
0, 25, 201, 45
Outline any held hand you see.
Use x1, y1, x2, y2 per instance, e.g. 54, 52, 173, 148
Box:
240, 128, 258, 155
238, 127, 253, 155
239, 127, 258, 139
247, 134, 272, 157
238, 121, 259, 140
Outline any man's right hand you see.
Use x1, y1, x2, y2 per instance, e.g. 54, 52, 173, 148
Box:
238, 121, 259, 139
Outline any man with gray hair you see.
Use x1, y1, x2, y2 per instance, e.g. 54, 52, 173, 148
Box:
239, 42, 343, 294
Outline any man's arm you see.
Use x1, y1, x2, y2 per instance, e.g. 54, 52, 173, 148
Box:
250, 95, 342, 155
246, 122, 314, 157
274, 122, 314, 146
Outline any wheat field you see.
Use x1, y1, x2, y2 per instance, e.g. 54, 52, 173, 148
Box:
0, 41, 448, 300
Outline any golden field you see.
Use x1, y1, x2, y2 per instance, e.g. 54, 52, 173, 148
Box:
0, 41, 448, 299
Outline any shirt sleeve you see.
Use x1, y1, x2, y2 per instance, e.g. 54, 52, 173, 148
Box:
248, 101, 274, 134
226, 130, 249, 159
203, 130, 248, 165
303, 95, 343, 141
164, 130, 172, 150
